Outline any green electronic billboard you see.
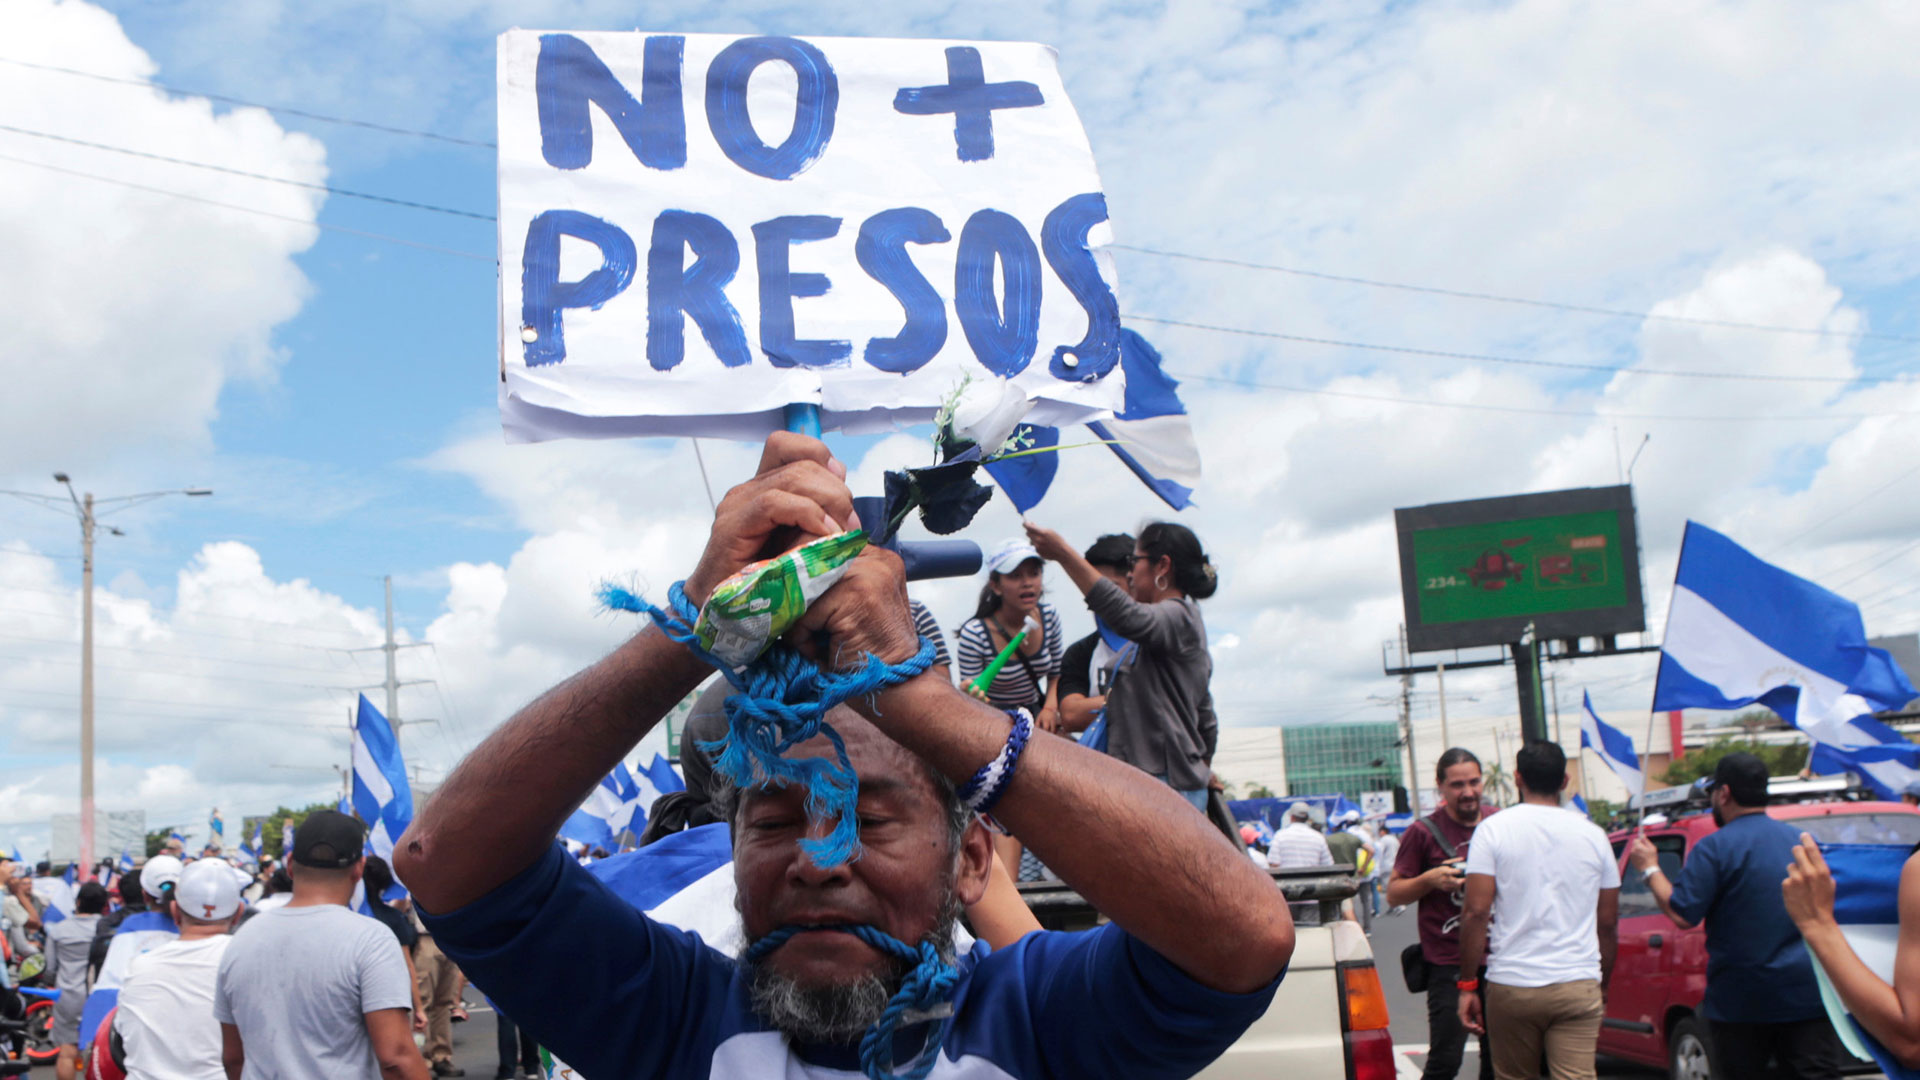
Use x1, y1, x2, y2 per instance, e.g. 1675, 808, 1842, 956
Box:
1395, 486, 1645, 652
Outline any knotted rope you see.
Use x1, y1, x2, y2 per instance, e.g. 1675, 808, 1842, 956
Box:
600, 580, 935, 868
745, 924, 960, 1080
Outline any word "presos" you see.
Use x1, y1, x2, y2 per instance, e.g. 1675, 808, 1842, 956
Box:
517, 34, 1122, 381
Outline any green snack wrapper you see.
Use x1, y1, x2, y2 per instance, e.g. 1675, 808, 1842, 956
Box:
694, 530, 869, 668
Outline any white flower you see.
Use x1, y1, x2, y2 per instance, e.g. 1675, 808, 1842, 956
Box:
944, 377, 1032, 457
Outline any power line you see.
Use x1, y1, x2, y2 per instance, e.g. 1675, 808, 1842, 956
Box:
0, 153, 494, 262
1167, 369, 1918, 423
0, 124, 492, 220
1768, 460, 1920, 554
1130, 314, 1885, 385
1112, 244, 1920, 345
0, 55, 494, 149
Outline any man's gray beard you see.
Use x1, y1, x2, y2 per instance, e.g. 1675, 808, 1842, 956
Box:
743, 893, 963, 1046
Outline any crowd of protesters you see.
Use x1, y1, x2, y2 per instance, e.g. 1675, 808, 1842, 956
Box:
5, 474, 1898, 1080
0, 814, 522, 1080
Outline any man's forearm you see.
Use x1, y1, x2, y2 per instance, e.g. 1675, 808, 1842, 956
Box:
398, 624, 711, 912
859, 674, 1292, 994
1646, 871, 1695, 929
1384, 872, 1429, 908
1457, 907, 1489, 976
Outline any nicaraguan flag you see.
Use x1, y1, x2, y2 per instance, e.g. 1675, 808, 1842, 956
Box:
1652, 522, 1920, 798
560, 763, 649, 850
1808, 843, 1919, 1078
352, 694, 414, 860
979, 330, 1201, 513
1085, 330, 1201, 511
208, 809, 223, 841
982, 424, 1060, 514
1580, 691, 1645, 798
118, 849, 133, 872
1569, 793, 1590, 815
639, 753, 686, 807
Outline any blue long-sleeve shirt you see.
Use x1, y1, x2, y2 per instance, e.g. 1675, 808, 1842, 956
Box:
421, 843, 1280, 1079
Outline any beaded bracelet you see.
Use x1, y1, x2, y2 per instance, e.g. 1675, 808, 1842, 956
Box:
957, 708, 1032, 816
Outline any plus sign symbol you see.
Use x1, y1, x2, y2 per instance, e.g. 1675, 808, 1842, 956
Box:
893, 46, 1044, 162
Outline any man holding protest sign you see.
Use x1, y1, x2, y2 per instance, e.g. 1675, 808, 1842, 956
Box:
398, 431, 1293, 1080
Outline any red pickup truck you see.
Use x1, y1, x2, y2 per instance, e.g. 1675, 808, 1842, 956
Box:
1600, 780, 1920, 1080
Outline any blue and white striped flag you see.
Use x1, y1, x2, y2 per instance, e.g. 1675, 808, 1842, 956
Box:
1085, 330, 1201, 510
1580, 692, 1644, 798
1809, 843, 1919, 1078
208, 809, 223, 842
168, 828, 185, 847
1569, 793, 1590, 815
1653, 522, 1920, 798
561, 762, 648, 851
118, 849, 133, 872
981, 329, 1201, 512
638, 753, 686, 808
351, 694, 414, 860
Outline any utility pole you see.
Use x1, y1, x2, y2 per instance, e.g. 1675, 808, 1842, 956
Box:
2, 476, 210, 876
351, 576, 433, 753
1436, 662, 1450, 751
1400, 626, 1419, 811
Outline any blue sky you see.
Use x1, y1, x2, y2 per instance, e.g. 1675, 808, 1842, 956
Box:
5, 0, 1920, 848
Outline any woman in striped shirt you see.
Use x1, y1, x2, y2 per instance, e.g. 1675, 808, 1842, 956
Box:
954, 538, 1064, 733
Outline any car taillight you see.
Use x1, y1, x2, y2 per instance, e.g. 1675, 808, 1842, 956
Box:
1339, 962, 1395, 1080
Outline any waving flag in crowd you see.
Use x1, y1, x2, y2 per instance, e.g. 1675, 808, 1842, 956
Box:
1806, 844, 1920, 1079
209, 808, 223, 843
168, 827, 185, 847
1580, 692, 1645, 798
983, 329, 1201, 512
118, 849, 133, 872
351, 694, 414, 860
1653, 522, 1920, 798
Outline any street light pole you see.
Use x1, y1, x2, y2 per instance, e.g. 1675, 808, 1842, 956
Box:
80, 492, 94, 878
2, 476, 211, 877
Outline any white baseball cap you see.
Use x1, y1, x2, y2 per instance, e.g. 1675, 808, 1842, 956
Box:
174, 858, 244, 921
987, 538, 1042, 575
140, 854, 184, 899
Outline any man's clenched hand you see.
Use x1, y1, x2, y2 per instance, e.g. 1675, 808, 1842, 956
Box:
684, 432, 859, 607
789, 547, 925, 670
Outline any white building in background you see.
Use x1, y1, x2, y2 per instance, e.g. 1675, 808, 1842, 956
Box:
1212, 726, 1287, 798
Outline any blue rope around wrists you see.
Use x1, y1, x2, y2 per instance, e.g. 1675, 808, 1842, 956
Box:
599, 580, 935, 868
745, 924, 959, 1080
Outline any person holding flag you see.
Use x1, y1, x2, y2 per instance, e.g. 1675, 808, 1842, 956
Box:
1050, 534, 1136, 741
1024, 520, 1219, 811
1627, 753, 1847, 1079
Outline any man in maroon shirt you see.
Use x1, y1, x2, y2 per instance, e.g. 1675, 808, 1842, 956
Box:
1388, 748, 1495, 1080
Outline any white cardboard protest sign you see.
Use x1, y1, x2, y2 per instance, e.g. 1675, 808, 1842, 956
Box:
497, 31, 1127, 442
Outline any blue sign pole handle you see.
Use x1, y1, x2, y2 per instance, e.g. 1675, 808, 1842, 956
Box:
783, 403, 823, 437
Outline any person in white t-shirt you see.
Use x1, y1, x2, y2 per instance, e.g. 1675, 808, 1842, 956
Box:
1456, 741, 1619, 1080
115, 858, 247, 1080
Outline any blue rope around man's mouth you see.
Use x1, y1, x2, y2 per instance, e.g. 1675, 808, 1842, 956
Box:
745, 923, 960, 1080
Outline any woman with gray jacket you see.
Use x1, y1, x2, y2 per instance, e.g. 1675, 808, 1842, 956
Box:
1024, 520, 1219, 809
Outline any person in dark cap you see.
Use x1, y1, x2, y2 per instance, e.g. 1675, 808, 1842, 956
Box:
213, 811, 428, 1080
1627, 752, 1846, 1078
